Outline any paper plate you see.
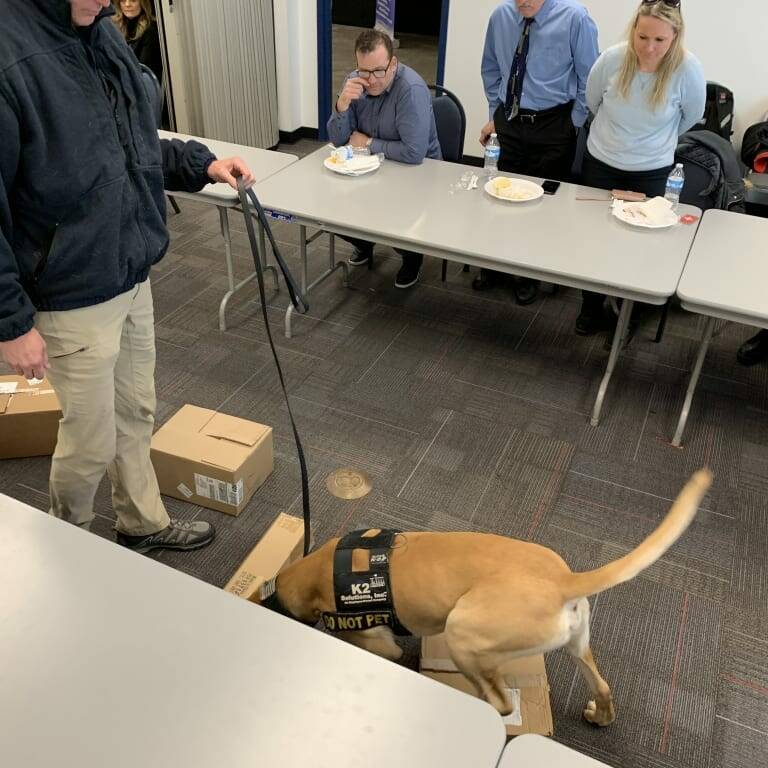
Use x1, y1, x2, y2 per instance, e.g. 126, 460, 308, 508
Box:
323, 155, 381, 177
484, 177, 544, 203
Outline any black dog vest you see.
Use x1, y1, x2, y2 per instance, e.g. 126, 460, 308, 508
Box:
321, 529, 411, 636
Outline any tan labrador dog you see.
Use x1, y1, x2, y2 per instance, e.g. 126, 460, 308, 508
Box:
250, 470, 711, 725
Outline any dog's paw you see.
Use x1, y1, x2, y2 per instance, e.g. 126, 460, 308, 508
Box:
582, 699, 615, 727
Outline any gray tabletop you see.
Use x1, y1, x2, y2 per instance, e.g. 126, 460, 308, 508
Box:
498, 734, 611, 766
253, 147, 701, 304
0, 495, 506, 768
677, 209, 768, 327
159, 130, 297, 205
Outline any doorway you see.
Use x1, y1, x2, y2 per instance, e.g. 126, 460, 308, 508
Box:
318, 0, 450, 140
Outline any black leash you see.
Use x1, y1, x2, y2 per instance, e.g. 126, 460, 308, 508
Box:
236, 177, 312, 556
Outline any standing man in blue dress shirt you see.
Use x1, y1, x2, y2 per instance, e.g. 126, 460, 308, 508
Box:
474, 0, 599, 300
328, 29, 441, 289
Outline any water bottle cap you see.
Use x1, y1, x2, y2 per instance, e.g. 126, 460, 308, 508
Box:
491, 133, 497, 138
675, 163, 683, 168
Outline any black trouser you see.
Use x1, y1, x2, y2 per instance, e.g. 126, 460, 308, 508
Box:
494, 101, 577, 182
579, 150, 673, 316
337, 235, 423, 272
484, 102, 577, 287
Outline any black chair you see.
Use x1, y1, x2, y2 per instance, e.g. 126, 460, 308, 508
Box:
138, 63, 180, 215
428, 84, 467, 282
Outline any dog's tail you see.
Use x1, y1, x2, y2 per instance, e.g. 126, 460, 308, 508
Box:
560, 470, 712, 602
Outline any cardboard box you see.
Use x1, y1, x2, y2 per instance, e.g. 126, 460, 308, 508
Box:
151, 404, 273, 515
224, 513, 306, 600
0, 375, 62, 459
420, 634, 554, 736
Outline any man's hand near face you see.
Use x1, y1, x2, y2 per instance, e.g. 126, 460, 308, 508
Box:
336, 77, 368, 112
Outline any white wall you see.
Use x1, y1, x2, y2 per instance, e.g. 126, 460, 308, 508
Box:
445, 0, 768, 157
273, 0, 317, 132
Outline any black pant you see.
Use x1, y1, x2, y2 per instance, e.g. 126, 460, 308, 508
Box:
337, 235, 423, 271
494, 102, 577, 182
580, 150, 673, 316
483, 103, 577, 288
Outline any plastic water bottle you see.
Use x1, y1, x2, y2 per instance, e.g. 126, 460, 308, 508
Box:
665, 163, 685, 211
484, 133, 501, 176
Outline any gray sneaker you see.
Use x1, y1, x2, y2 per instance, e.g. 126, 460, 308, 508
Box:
116, 519, 215, 554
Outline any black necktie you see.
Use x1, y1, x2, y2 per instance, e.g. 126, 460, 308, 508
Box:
505, 18, 534, 121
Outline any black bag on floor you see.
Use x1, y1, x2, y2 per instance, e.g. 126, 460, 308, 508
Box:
676, 130, 745, 212
690, 81, 735, 141
741, 120, 768, 172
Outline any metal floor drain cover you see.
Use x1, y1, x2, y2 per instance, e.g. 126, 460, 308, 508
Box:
326, 468, 372, 500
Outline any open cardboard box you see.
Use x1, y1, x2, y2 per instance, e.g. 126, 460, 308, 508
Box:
0, 375, 62, 459
151, 404, 273, 515
225, 513, 306, 601
420, 634, 553, 736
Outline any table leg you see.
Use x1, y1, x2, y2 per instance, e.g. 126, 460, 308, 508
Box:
590, 298, 634, 427
258, 218, 280, 292
218, 207, 234, 331
284, 227, 349, 339
672, 316, 716, 448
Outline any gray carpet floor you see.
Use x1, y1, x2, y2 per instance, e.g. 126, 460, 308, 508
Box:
1, 141, 766, 767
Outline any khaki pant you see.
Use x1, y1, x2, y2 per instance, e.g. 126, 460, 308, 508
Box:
35, 280, 169, 535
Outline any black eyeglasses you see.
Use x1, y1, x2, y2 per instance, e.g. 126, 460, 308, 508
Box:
353, 60, 392, 79
641, 0, 681, 7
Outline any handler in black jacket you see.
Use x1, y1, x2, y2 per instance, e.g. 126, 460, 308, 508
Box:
0, 0, 254, 553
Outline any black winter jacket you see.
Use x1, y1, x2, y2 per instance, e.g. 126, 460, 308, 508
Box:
126, 18, 163, 84
0, 0, 216, 341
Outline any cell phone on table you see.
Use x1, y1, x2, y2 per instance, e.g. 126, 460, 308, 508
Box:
542, 180, 561, 195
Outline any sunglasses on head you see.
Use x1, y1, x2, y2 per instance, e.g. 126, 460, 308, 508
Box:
641, 0, 681, 7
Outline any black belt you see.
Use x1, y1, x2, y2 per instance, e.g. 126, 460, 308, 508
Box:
510, 100, 573, 123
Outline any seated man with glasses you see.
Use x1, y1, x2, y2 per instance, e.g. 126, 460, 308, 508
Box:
327, 29, 441, 289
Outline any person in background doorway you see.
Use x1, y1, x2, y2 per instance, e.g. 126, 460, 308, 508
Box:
113, 0, 162, 84
476, 0, 599, 302
575, 0, 705, 336
327, 29, 442, 290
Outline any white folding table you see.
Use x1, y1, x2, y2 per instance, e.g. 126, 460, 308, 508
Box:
497, 734, 612, 766
254, 148, 701, 425
0, 494, 506, 768
159, 130, 297, 330
673, 209, 768, 445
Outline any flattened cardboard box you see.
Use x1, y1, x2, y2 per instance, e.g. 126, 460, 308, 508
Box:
225, 513, 305, 600
420, 634, 554, 737
0, 375, 61, 459
151, 404, 273, 515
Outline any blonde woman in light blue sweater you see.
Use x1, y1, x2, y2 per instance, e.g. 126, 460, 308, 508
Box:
576, 0, 705, 336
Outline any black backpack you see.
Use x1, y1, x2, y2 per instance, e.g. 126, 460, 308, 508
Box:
741, 120, 768, 172
690, 82, 735, 142
675, 130, 745, 212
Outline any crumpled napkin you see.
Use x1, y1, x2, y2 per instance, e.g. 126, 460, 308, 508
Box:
612, 195, 675, 225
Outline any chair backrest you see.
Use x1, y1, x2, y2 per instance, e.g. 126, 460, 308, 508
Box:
428, 84, 466, 163
138, 62, 163, 129
571, 116, 591, 178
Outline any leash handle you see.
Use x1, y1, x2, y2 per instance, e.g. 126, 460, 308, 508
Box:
236, 177, 312, 556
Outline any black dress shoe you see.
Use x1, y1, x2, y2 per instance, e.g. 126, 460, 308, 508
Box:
737, 329, 768, 366
472, 269, 497, 291
513, 278, 539, 305
575, 310, 607, 336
